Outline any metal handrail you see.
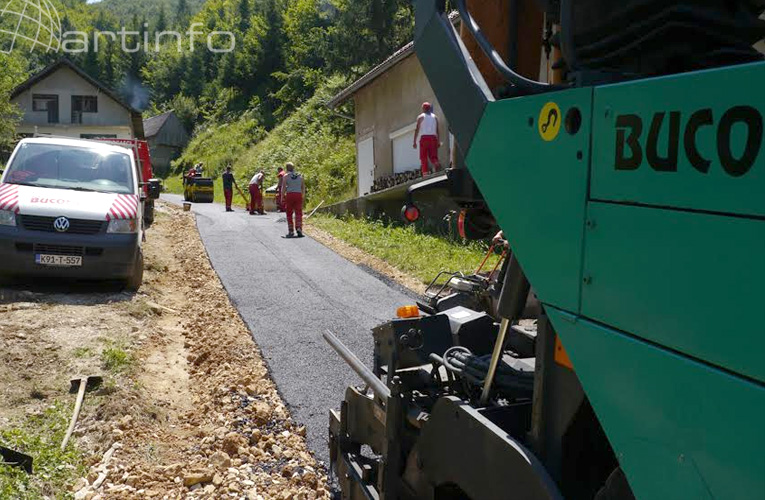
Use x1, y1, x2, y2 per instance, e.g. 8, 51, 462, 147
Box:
454, 0, 566, 94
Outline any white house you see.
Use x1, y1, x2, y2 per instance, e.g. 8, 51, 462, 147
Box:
328, 42, 453, 198
10, 59, 144, 140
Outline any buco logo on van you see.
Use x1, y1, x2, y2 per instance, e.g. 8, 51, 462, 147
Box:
614, 105, 763, 177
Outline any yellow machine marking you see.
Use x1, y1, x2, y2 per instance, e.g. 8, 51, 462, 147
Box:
538, 102, 562, 142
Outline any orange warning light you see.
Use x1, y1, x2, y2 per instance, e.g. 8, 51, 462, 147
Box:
396, 305, 421, 319
554, 335, 574, 370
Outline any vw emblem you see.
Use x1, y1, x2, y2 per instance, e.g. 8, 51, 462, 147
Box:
53, 216, 70, 233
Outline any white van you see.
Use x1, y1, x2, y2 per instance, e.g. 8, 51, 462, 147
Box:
0, 137, 157, 290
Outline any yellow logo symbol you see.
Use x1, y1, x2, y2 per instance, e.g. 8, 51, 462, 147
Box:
538, 102, 561, 141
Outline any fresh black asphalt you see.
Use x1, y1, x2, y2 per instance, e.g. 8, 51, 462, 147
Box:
163, 194, 414, 466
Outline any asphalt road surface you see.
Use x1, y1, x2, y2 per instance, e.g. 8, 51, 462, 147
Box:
163, 194, 415, 465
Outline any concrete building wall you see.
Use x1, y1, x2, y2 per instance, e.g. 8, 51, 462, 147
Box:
148, 142, 182, 175
12, 67, 134, 138
153, 114, 190, 149
353, 55, 450, 181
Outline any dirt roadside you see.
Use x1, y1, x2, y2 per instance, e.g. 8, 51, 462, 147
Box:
0, 202, 329, 499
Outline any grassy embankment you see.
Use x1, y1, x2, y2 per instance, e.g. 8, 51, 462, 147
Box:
163, 77, 355, 209
0, 403, 86, 498
308, 214, 500, 285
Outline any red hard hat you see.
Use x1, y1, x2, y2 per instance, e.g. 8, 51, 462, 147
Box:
422, 102, 432, 111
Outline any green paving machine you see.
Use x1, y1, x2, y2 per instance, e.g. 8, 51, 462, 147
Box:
326, 1, 764, 499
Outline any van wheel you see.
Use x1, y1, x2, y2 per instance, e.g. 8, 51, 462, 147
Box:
125, 250, 144, 292
143, 201, 155, 227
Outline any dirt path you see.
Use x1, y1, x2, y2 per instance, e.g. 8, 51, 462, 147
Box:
0, 202, 329, 499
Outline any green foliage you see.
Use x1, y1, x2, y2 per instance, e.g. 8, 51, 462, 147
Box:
2, 0, 417, 206
0, 53, 28, 150
0, 402, 86, 498
239, 77, 356, 205
92, 0, 205, 30
174, 108, 265, 169
309, 214, 498, 285
101, 346, 134, 372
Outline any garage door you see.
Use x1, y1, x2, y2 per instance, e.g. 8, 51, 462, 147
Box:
390, 123, 420, 174
357, 137, 375, 197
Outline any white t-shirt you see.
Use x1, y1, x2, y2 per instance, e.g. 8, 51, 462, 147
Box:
418, 112, 438, 136
249, 172, 264, 186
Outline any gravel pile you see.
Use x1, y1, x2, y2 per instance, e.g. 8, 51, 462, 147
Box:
73, 203, 330, 499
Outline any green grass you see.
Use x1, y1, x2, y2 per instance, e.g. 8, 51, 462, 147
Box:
309, 214, 501, 285
101, 345, 133, 372
0, 402, 86, 499
72, 347, 93, 359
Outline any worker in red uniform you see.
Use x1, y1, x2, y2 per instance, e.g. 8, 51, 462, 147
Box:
280, 162, 305, 238
413, 102, 442, 176
275, 166, 286, 212
184, 165, 196, 187
222, 166, 237, 212
248, 169, 265, 215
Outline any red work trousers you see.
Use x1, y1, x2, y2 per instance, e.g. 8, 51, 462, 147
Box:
249, 184, 263, 213
285, 192, 303, 233
224, 189, 233, 209
419, 135, 441, 175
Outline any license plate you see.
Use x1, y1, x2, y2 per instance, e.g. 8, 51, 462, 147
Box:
35, 254, 83, 267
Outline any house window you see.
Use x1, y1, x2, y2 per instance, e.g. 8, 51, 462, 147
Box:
72, 96, 98, 124
32, 94, 59, 124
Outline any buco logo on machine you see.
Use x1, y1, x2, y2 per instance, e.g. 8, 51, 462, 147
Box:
534, 99, 762, 177
614, 106, 763, 177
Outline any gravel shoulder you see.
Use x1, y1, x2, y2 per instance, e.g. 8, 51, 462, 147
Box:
0, 201, 329, 499
163, 194, 416, 467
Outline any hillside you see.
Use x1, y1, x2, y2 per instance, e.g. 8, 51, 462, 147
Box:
171, 76, 356, 207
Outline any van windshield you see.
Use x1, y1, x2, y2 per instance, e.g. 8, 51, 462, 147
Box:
3, 143, 135, 195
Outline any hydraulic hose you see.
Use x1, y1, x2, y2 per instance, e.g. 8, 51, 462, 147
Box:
559, 0, 579, 72
454, 0, 565, 94
441, 345, 534, 395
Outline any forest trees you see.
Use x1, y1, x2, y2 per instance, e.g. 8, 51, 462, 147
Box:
1, 0, 415, 139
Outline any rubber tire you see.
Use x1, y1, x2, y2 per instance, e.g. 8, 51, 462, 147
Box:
594, 468, 636, 500
143, 201, 155, 227
125, 249, 144, 292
